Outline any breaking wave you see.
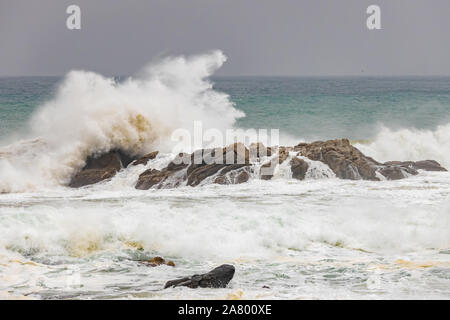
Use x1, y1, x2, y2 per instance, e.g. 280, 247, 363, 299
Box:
0, 51, 244, 192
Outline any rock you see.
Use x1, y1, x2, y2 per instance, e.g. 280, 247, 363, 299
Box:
290, 157, 309, 180
294, 139, 449, 181
236, 171, 249, 184
214, 176, 227, 185
249, 142, 271, 159
378, 166, 407, 180
378, 165, 418, 180
259, 146, 291, 181
384, 160, 447, 172
278, 147, 291, 164
133, 140, 447, 189
132, 151, 159, 166
141, 256, 175, 267
135, 154, 189, 190
413, 160, 447, 171
295, 139, 380, 180
136, 146, 251, 189
260, 160, 276, 180
164, 264, 235, 289
69, 151, 135, 188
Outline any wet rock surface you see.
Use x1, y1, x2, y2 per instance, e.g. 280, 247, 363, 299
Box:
294, 139, 446, 181
69, 151, 136, 188
384, 160, 447, 172
295, 139, 380, 180
132, 151, 159, 166
136, 144, 252, 189
164, 264, 235, 289
290, 157, 309, 180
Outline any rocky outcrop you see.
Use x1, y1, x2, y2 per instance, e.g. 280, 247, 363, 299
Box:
293, 138, 447, 181
69, 151, 136, 188
136, 143, 252, 189
164, 264, 235, 289
69, 140, 447, 188
295, 139, 381, 180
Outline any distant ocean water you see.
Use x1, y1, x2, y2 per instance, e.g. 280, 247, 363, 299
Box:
0, 52, 449, 299
2, 76, 450, 141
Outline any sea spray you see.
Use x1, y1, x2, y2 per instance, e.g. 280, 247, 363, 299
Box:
355, 123, 450, 168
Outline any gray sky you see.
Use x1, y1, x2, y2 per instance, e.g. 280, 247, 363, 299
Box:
0, 0, 449, 76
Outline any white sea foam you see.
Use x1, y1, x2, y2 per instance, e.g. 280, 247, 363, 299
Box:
355, 123, 450, 168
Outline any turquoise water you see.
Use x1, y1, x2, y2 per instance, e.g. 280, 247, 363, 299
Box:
1, 76, 450, 140
213, 76, 450, 140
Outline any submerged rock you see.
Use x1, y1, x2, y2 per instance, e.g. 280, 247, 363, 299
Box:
69, 151, 136, 188
164, 264, 235, 289
384, 160, 447, 172
141, 256, 175, 267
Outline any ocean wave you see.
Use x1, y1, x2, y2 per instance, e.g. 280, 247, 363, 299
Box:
0, 51, 244, 192
0, 182, 448, 260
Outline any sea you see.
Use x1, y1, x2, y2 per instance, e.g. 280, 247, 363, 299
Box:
0, 51, 449, 299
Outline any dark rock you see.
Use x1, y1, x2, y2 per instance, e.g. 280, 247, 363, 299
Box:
132, 151, 159, 166
187, 164, 229, 186
413, 160, 447, 172
290, 157, 309, 180
135, 153, 190, 190
134, 140, 448, 189
136, 146, 251, 189
384, 160, 447, 172
236, 171, 249, 184
378, 166, 407, 180
214, 175, 227, 185
294, 139, 448, 181
135, 169, 167, 190
164, 264, 235, 289
69, 151, 135, 188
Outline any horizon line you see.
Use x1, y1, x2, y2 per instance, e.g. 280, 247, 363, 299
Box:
1, 74, 450, 78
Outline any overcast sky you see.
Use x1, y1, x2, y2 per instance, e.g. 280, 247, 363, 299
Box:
1, 0, 449, 76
